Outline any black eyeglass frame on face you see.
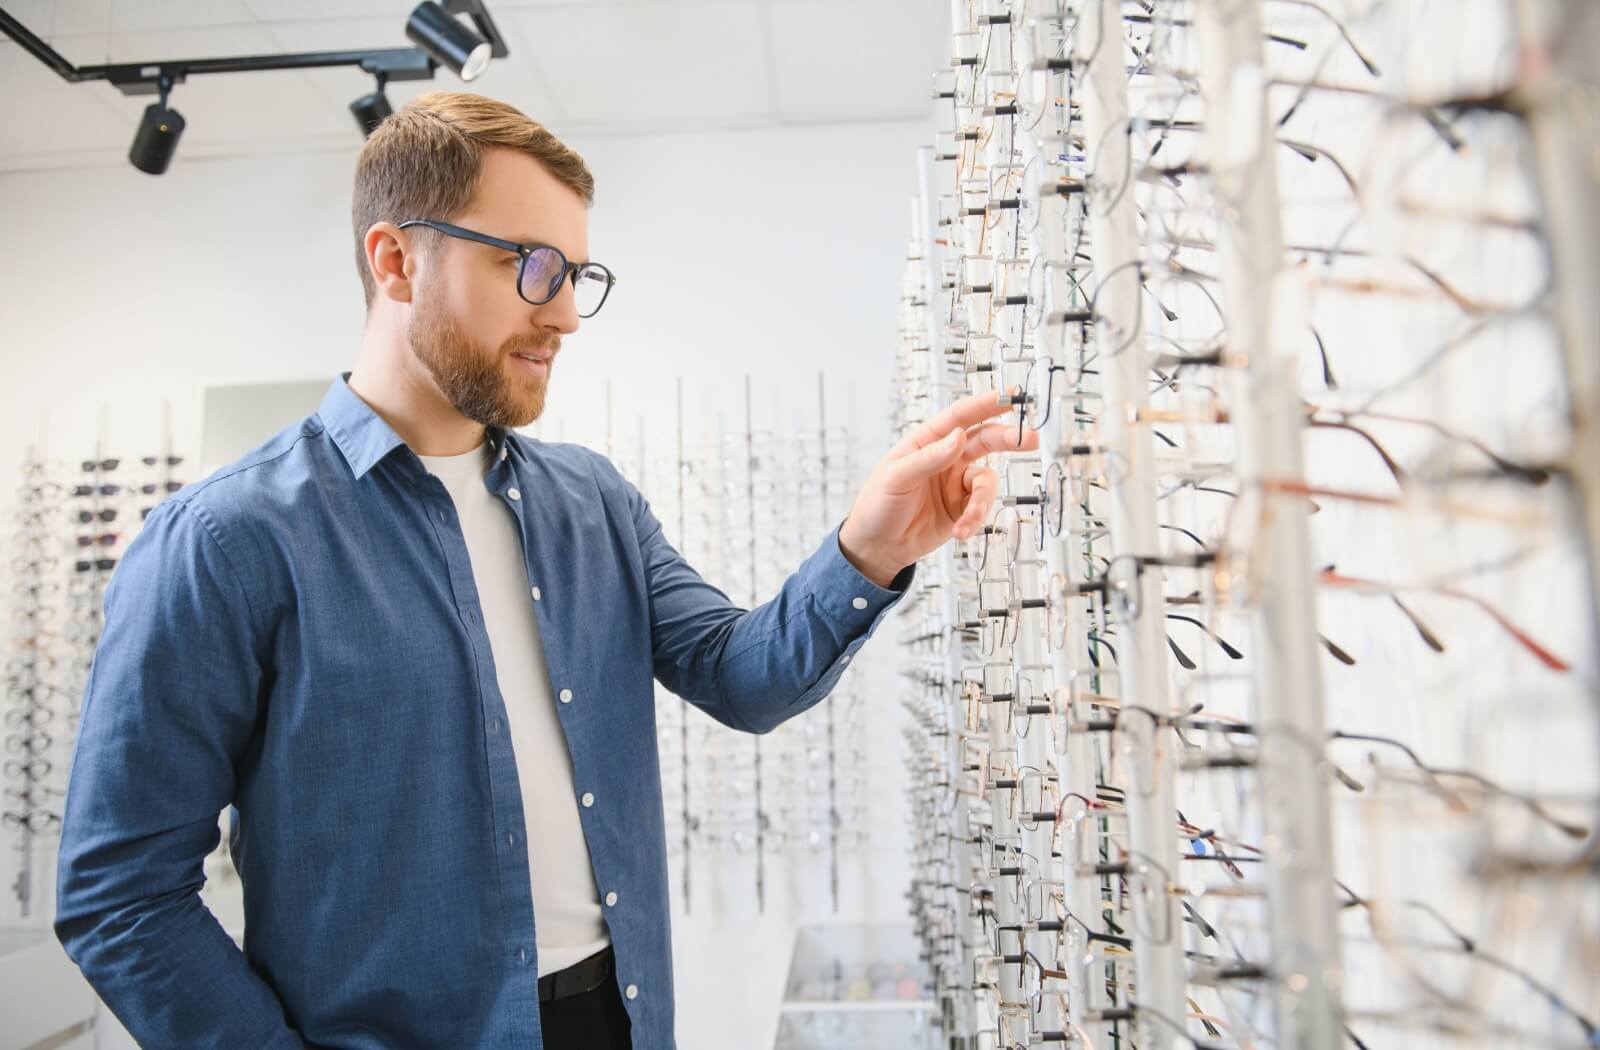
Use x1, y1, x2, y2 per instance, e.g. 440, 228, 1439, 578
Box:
396, 219, 617, 318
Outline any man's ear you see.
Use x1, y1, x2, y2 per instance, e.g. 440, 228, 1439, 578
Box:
365, 222, 420, 306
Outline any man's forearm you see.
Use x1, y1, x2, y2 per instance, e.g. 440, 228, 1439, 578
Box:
679, 525, 910, 733
57, 889, 310, 1049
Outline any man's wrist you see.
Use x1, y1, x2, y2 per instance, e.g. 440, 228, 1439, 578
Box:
836, 520, 904, 589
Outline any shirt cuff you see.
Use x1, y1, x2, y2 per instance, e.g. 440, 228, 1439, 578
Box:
803, 523, 916, 633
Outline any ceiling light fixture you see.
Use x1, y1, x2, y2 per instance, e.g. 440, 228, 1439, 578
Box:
350, 72, 394, 137
406, 2, 493, 83
0, 2, 510, 174
128, 74, 184, 175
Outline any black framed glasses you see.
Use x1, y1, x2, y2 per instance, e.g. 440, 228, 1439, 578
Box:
397, 219, 617, 318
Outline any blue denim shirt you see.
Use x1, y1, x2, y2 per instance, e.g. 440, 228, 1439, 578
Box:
54, 374, 910, 1049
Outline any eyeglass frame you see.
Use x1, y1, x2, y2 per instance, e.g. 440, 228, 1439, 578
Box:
396, 219, 617, 317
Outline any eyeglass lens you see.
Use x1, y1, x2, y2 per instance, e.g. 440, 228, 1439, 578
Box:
519, 249, 610, 317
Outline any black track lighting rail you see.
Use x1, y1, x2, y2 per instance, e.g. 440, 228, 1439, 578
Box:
0, 1, 508, 96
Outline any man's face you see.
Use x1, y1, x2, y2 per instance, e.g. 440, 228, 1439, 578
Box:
407, 148, 588, 430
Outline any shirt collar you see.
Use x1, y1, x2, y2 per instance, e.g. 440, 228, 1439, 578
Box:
318, 372, 513, 480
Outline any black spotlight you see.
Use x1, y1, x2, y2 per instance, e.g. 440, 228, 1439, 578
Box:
351, 73, 393, 136
406, 1, 492, 82
129, 76, 184, 175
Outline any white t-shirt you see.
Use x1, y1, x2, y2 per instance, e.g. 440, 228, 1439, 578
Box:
416, 439, 609, 976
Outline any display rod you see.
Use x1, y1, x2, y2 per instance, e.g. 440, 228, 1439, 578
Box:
1074, 0, 1187, 1040
1195, 1, 1346, 1045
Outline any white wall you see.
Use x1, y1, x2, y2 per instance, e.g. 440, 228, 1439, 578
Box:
1, 117, 932, 461
0, 116, 933, 1049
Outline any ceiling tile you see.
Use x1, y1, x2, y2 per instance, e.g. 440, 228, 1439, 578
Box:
105, 0, 261, 35
500, 0, 759, 4
8, 0, 264, 41
502, 3, 770, 125
236, 0, 741, 25
242, 0, 414, 20
2, 0, 113, 40
1, 1, 63, 34
768, 0, 944, 120
0, 33, 131, 155
259, 15, 414, 54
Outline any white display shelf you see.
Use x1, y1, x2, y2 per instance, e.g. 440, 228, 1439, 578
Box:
773, 921, 939, 1050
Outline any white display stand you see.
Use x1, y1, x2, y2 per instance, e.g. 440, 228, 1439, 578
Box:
771, 922, 937, 1050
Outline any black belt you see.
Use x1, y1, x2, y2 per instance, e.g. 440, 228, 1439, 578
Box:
538, 946, 615, 1003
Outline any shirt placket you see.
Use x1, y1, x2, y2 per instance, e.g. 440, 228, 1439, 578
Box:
417, 457, 543, 1023
488, 445, 637, 1013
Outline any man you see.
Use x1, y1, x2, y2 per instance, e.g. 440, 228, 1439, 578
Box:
54, 92, 1035, 1049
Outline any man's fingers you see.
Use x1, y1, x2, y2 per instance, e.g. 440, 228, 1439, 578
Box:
890, 389, 1021, 458
952, 466, 998, 539
882, 425, 967, 491
959, 421, 1041, 464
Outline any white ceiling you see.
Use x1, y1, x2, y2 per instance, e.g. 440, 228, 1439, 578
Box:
0, 0, 948, 172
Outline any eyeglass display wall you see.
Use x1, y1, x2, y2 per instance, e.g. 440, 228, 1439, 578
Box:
896, 1, 1600, 1048
598, 375, 890, 918
3, 412, 188, 921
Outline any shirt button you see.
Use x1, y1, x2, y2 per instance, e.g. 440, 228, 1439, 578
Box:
531, 586, 542, 601
841, 655, 851, 666
625, 984, 638, 1000
605, 891, 618, 907
438, 510, 448, 523
500, 446, 508, 461
490, 718, 502, 732
559, 688, 573, 704
581, 792, 595, 808
507, 831, 516, 846
507, 487, 521, 501
518, 948, 528, 965
851, 596, 868, 610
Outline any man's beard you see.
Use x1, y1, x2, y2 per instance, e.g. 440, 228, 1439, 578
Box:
407, 287, 555, 429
